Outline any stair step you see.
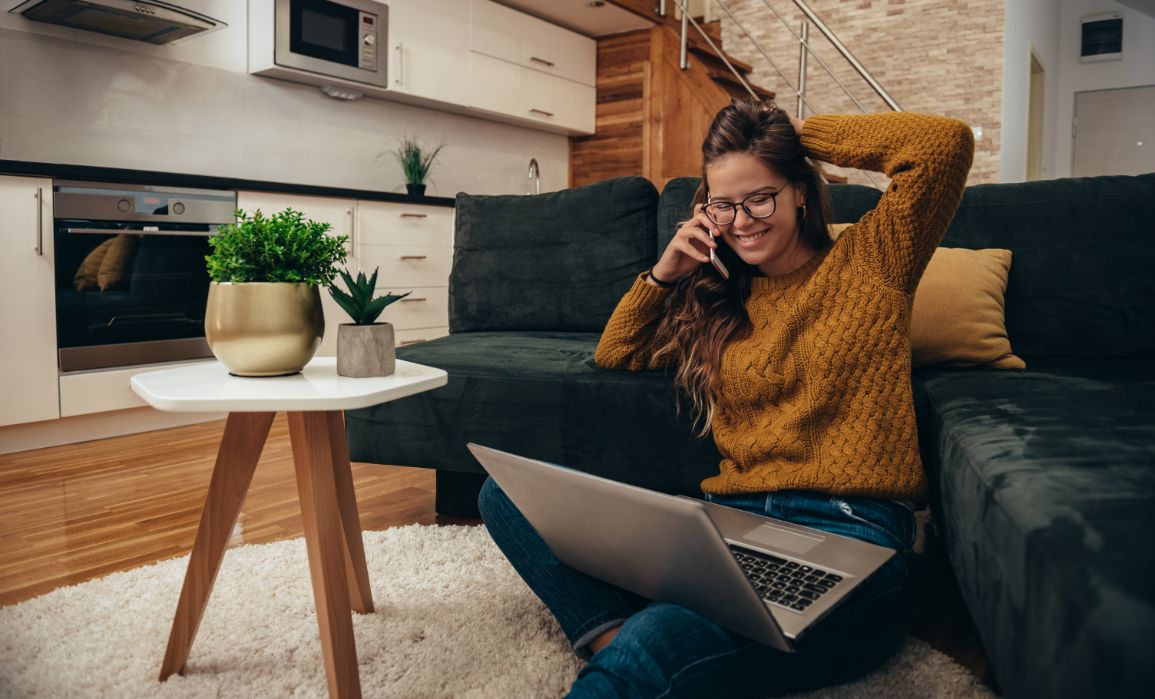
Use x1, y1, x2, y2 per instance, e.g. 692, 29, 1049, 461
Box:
706, 68, 775, 101
687, 39, 754, 75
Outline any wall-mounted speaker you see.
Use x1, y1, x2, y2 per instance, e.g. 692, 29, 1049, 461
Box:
1080, 13, 1123, 63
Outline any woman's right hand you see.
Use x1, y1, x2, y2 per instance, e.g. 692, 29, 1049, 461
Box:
649, 204, 721, 286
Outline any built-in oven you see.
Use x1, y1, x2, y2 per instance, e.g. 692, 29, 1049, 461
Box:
274, 0, 387, 88
52, 180, 236, 373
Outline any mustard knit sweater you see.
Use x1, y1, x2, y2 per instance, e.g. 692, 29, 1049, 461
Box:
594, 113, 974, 503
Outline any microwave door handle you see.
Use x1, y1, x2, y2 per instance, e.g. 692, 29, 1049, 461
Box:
66, 227, 214, 237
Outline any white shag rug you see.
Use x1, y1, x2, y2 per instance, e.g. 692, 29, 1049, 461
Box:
0, 525, 995, 698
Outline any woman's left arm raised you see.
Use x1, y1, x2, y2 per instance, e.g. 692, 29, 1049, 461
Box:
799, 113, 974, 293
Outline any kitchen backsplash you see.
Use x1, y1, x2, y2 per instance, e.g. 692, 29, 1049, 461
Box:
0, 3, 569, 197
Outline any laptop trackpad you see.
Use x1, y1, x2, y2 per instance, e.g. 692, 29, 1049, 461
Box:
745, 524, 823, 554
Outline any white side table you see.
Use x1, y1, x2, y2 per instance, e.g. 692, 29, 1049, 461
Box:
131, 357, 448, 699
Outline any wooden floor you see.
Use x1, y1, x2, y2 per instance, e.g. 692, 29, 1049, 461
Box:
0, 416, 998, 692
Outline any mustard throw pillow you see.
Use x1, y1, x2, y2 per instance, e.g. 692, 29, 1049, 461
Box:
910, 247, 1026, 369
73, 238, 115, 291
97, 234, 140, 291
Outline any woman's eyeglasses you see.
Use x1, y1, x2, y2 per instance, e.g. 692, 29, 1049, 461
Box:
703, 183, 790, 225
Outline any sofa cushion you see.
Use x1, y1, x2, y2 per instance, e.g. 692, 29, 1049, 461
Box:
450, 176, 659, 333
345, 332, 721, 495
915, 359, 1155, 698
938, 174, 1155, 358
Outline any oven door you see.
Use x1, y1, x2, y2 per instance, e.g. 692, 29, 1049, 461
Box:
275, 0, 387, 87
55, 221, 214, 372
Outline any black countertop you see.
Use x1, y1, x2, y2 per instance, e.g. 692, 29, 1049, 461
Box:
0, 159, 457, 208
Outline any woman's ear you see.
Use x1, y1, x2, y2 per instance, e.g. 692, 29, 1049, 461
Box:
793, 182, 806, 207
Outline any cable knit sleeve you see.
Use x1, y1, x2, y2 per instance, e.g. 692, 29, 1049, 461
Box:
594, 273, 675, 371
801, 113, 974, 293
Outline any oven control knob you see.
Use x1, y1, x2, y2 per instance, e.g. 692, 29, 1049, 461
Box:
172, 201, 186, 215
363, 34, 375, 46
117, 198, 131, 212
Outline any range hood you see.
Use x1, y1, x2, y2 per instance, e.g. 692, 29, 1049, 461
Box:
9, 0, 226, 45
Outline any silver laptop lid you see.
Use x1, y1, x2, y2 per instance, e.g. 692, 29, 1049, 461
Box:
468, 443, 792, 650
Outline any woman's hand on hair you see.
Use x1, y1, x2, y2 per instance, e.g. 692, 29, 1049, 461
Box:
789, 115, 805, 137
649, 204, 720, 287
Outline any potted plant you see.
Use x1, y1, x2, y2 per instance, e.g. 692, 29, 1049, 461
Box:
328, 267, 411, 377
394, 137, 444, 197
205, 208, 348, 377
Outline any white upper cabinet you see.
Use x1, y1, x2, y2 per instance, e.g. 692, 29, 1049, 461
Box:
469, 0, 596, 87
387, 0, 471, 106
0, 176, 60, 427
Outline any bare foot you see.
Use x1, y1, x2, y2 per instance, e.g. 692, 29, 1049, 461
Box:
588, 625, 622, 655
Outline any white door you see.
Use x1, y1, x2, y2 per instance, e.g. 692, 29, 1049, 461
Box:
0, 176, 60, 427
1072, 85, 1155, 177
235, 192, 359, 357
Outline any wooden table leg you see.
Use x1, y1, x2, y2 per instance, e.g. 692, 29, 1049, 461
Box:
288, 411, 363, 699
159, 411, 275, 682
327, 411, 374, 614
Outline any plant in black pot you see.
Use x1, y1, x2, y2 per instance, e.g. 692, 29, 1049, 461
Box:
205, 208, 348, 377
328, 267, 410, 377
394, 137, 444, 197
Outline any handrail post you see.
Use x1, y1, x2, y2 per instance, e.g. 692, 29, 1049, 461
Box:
680, 9, 689, 69
796, 20, 809, 118
657, 0, 667, 17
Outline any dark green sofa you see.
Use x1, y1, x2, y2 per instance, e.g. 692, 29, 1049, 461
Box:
346, 173, 1155, 698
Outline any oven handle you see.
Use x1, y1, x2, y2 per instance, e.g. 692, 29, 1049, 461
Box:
66, 227, 214, 237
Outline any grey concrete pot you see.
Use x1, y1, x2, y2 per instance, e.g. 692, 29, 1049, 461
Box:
336, 323, 396, 377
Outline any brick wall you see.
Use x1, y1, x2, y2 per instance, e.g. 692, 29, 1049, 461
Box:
718, 0, 1003, 184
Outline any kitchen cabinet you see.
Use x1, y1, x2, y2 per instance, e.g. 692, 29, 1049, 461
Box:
469, 0, 596, 87
0, 176, 60, 427
356, 200, 453, 341
387, 0, 471, 107
468, 52, 596, 135
235, 191, 359, 357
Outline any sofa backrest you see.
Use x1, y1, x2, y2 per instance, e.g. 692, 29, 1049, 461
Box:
657, 173, 1155, 359
451, 176, 659, 333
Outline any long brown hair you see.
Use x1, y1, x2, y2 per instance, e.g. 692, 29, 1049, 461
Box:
652, 98, 834, 435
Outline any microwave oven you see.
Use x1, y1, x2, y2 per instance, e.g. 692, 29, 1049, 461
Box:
250, 0, 388, 96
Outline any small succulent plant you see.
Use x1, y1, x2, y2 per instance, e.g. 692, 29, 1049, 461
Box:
328, 267, 410, 325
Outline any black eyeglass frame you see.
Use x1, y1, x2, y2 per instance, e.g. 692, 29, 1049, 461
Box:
703, 182, 792, 225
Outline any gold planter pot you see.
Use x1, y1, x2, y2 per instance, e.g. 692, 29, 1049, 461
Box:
205, 282, 324, 377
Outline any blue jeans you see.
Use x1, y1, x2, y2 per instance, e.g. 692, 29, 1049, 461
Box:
478, 478, 916, 698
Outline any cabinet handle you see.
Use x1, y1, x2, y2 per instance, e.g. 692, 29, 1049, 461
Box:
348, 207, 357, 256
400, 212, 428, 219
35, 187, 44, 256
399, 338, 427, 346
399, 255, 428, 260
395, 43, 404, 86
530, 56, 555, 67
529, 108, 555, 118
400, 297, 427, 303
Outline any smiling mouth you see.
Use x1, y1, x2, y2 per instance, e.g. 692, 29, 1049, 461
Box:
733, 230, 768, 245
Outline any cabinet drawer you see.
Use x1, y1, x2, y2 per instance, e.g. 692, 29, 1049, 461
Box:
469, 0, 595, 87
359, 245, 453, 288
379, 286, 449, 331
357, 201, 454, 248
468, 52, 595, 135
396, 326, 450, 347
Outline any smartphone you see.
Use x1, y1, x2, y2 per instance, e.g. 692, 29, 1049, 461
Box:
709, 246, 730, 280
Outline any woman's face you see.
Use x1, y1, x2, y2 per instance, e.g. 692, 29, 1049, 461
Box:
704, 152, 806, 272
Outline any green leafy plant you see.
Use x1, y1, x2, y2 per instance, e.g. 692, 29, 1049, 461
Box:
328, 267, 411, 325
206, 208, 349, 285
394, 137, 445, 185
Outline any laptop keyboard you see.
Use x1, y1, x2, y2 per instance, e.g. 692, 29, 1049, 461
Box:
730, 546, 844, 614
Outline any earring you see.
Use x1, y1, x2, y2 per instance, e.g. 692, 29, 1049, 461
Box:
800, 204, 808, 221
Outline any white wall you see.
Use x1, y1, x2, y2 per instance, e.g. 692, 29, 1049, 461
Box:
1001, 0, 1061, 182
0, 0, 569, 196
1054, 0, 1155, 177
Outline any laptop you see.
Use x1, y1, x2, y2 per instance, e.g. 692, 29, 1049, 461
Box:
468, 443, 896, 652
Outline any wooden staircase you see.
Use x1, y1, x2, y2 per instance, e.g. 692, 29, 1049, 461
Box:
570, 15, 778, 190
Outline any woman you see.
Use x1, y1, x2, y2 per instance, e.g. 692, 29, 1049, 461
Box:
479, 99, 974, 698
